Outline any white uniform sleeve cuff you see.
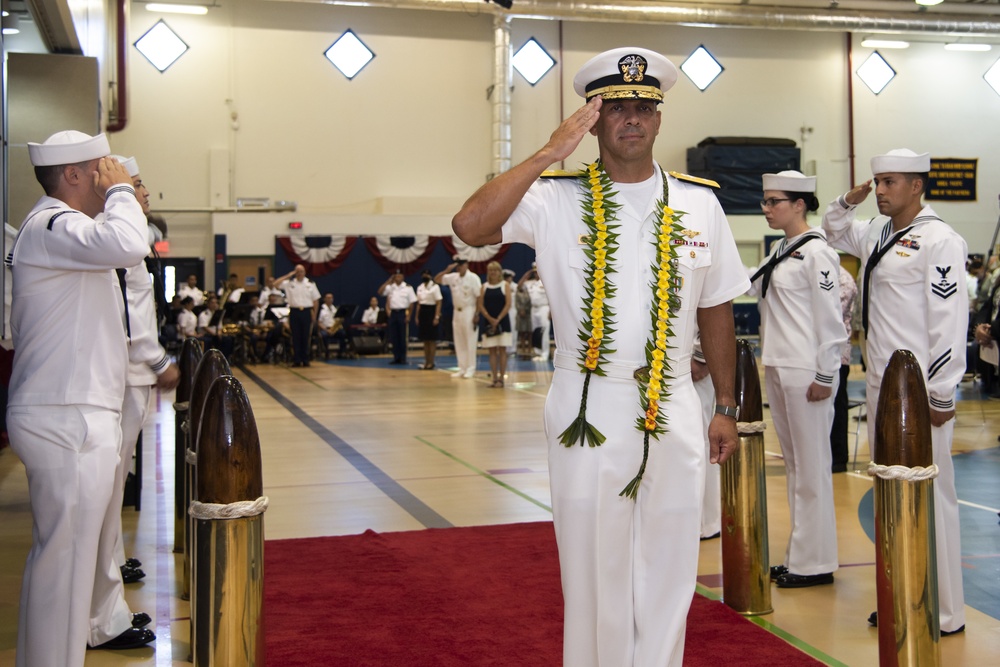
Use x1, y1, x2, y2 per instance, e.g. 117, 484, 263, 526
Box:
814, 371, 835, 387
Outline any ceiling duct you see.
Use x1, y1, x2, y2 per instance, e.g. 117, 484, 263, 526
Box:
268, 0, 1000, 37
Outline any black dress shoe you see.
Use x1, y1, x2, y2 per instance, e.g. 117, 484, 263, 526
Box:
868, 611, 878, 626
87, 627, 155, 650
132, 612, 152, 628
775, 572, 834, 588
942, 625, 965, 636
832, 463, 848, 473
699, 531, 721, 541
124, 557, 142, 569
121, 565, 146, 584
769, 564, 788, 581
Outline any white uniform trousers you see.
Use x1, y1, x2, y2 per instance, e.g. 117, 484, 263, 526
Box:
113, 385, 152, 567
452, 306, 478, 374
531, 305, 551, 360
865, 378, 965, 632
8, 405, 133, 667
766, 366, 839, 575
694, 375, 721, 538
545, 367, 702, 667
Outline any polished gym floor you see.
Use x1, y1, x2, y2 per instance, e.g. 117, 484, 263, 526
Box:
1, 348, 998, 666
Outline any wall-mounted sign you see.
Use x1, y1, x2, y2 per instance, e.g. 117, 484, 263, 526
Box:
926, 158, 976, 201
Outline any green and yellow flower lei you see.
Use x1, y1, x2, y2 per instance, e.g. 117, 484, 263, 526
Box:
557, 160, 685, 500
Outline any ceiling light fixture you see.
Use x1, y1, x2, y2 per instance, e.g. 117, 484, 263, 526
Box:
861, 39, 910, 49
2, 13, 20, 35
145, 3, 209, 15
945, 43, 992, 52
914, 0, 944, 6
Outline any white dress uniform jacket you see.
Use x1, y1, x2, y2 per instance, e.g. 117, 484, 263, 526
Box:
748, 230, 846, 576
502, 167, 748, 667
7, 187, 149, 667
823, 197, 967, 632
441, 271, 482, 375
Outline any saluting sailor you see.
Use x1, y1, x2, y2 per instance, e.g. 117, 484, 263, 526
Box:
749, 171, 846, 588
821, 148, 968, 635
453, 47, 749, 667
6, 131, 155, 666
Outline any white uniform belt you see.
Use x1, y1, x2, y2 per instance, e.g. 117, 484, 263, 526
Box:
553, 350, 692, 381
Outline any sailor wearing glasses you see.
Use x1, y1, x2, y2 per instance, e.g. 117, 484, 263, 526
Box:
749, 170, 846, 589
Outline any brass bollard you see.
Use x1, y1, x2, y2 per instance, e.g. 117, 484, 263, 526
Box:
184, 351, 232, 604
192, 376, 266, 667
872, 350, 940, 666
721, 339, 772, 615
174, 338, 204, 553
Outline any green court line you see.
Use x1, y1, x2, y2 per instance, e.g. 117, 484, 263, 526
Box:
414, 435, 552, 513
695, 584, 849, 667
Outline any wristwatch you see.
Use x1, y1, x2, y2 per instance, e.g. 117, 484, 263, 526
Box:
715, 404, 740, 420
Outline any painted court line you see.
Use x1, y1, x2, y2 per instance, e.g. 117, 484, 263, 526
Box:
240, 366, 452, 529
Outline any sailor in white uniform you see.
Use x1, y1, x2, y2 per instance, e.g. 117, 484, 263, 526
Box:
822, 148, 968, 635
435, 258, 482, 378
453, 47, 748, 667
749, 171, 846, 587
6, 131, 154, 667
102, 156, 180, 592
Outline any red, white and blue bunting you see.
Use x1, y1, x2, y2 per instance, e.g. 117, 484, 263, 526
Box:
363, 235, 438, 275
277, 235, 357, 276
276, 234, 511, 277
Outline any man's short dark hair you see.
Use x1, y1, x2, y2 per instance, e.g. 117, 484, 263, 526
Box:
905, 172, 929, 195
181, 296, 194, 306
33, 160, 93, 196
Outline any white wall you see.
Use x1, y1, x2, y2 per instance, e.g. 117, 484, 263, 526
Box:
107, 1, 1000, 278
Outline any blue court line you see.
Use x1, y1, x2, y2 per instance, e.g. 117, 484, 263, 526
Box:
239, 366, 453, 529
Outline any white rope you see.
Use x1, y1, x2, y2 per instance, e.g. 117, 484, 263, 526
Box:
173, 401, 189, 412
185, 448, 198, 465
189, 496, 269, 520
867, 462, 939, 481
737, 420, 767, 435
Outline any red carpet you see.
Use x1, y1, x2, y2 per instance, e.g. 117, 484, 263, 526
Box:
264, 522, 823, 666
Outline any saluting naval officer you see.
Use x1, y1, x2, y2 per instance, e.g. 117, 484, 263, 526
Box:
435, 258, 482, 378
6, 131, 155, 667
822, 148, 968, 635
453, 47, 748, 667
749, 171, 846, 588
103, 156, 180, 593
276, 264, 321, 367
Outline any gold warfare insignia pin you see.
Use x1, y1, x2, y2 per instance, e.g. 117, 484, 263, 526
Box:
681, 229, 701, 240
620, 55, 647, 83
896, 251, 910, 257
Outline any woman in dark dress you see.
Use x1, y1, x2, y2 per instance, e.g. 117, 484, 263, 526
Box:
477, 261, 512, 387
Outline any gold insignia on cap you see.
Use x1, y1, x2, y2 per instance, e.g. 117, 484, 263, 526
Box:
620, 55, 647, 83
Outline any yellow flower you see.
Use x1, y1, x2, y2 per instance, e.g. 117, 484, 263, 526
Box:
594, 259, 606, 269
663, 207, 674, 216
594, 249, 606, 261
594, 239, 606, 250
655, 329, 667, 343
594, 288, 606, 300
585, 357, 599, 371
594, 269, 605, 281
656, 319, 667, 332
593, 277, 605, 290
591, 185, 603, 194
658, 307, 670, 320
652, 349, 665, 362
590, 307, 602, 319
593, 328, 603, 340
648, 378, 661, 393
596, 231, 608, 241
591, 298, 603, 310
592, 318, 604, 330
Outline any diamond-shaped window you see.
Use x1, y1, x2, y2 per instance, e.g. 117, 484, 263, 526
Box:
134, 19, 189, 73
857, 51, 896, 95
512, 38, 556, 86
985, 57, 1000, 98
324, 30, 375, 80
681, 46, 723, 92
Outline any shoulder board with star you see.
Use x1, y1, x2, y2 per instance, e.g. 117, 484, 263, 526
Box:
540, 169, 583, 179
668, 171, 720, 189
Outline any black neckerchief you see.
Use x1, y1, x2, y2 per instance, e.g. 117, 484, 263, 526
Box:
750, 232, 824, 299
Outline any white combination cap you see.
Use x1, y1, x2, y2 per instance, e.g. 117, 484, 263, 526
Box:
870, 149, 931, 175
762, 170, 816, 193
573, 47, 678, 102
112, 154, 140, 177
27, 130, 110, 167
